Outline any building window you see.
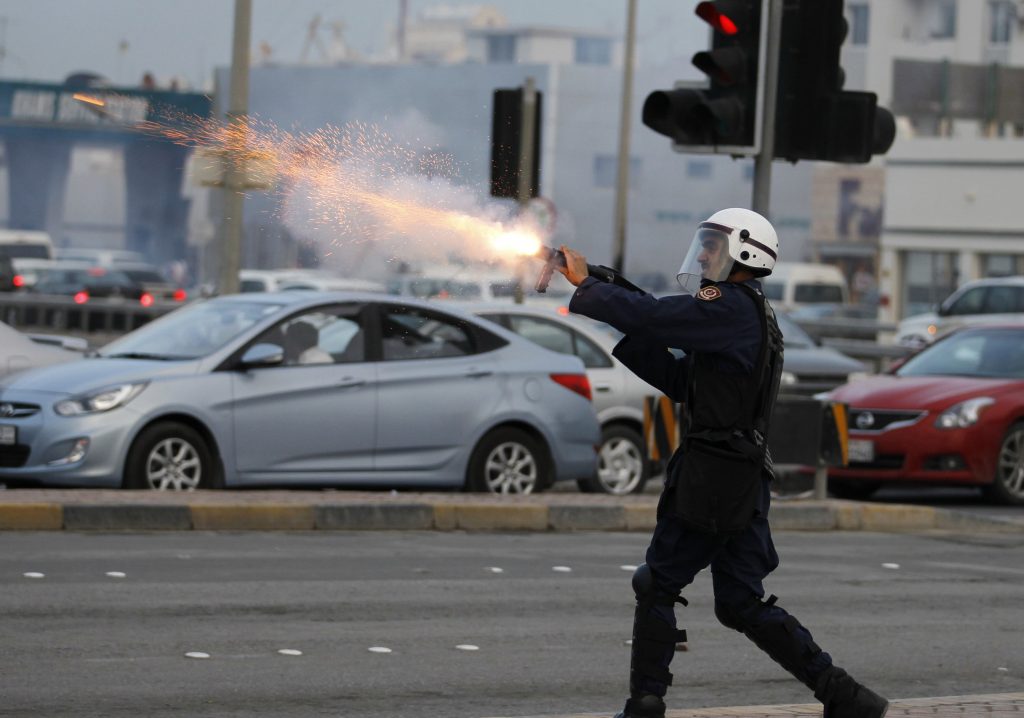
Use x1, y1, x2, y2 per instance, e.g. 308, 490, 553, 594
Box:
982, 253, 1022, 277
932, 0, 957, 39
686, 160, 712, 179
989, 1, 1015, 44
575, 37, 611, 65
848, 3, 870, 45
902, 250, 958, 318
593, 154, 641, 188
487, 35, 516, 63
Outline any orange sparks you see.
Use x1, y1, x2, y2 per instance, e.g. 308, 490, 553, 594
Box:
135, 111, 543, 264
72, 93, 106, 107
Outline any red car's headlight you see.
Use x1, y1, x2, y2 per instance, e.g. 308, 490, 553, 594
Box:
934, 397, 994, 429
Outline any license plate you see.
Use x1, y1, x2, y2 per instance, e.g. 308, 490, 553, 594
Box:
847, 439, 874, 463
0, 425, 15, 446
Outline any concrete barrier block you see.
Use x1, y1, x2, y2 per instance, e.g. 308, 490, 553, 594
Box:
549, 505, 625, 531
833, 502, 865, 530
63, 504, 191, 531
190, 505, 314, 531
934, 509, 1024, 533
433, 504, 458, 530
770, 504, 836, 531
315, 504, 433, 530
454, 504, 548, 531
858, 504, 936, 532
0, 503, 63, 530
624, 504, 657, 531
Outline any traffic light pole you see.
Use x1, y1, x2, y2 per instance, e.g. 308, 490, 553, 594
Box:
611, 0, 638, 274
219, 0, 252, 296
751, 0, 783, 217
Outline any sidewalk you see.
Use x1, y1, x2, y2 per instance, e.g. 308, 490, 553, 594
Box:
0, 488, 1022, 532
484, 693, 1024, 718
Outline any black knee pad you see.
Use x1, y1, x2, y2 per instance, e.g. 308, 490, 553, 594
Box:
632, 564, 688, 607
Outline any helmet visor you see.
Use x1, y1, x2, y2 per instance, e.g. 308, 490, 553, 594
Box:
676, 227, 733, 294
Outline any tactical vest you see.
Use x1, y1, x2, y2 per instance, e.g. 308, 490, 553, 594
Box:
669, 282, 785, 533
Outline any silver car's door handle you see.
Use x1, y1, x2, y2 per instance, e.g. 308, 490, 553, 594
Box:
336, 377, 367, 388
594, 383, 612, 392
463, 368, 493, 379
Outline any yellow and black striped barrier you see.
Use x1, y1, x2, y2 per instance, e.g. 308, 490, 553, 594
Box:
642, 395, 679, 462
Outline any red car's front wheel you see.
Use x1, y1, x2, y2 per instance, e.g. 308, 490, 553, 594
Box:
986, 422, 1024, 506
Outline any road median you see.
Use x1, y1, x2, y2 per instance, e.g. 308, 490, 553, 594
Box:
0, 489, 1020, 533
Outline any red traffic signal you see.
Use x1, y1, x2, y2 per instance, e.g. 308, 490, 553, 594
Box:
696, 2, 739, 35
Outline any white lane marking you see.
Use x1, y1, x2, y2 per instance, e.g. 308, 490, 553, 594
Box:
552, 566, 572, 573
486, 567, 504, 573
105, 571, 127, 578
881, 563, 900, 570
23, 572, 45, 578
277, 649, 303, 656
368, 646, 392, 654
185, 652, 210, 659
455, 644, 479, 651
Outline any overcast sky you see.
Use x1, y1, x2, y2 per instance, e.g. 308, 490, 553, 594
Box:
0, 0, 705, 89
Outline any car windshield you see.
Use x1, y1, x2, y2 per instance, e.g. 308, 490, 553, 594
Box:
775, 313, 814, 349
100, 299, 283, 360
897, 328, 1024, 379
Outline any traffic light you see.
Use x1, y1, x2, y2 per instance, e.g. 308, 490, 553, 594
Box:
642, 0, 768, 154
490, 87, 542, 199
774, 0, 895, 163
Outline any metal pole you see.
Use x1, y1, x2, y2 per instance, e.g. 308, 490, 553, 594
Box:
514, 76, 537, 304
751, 0, 783, 216
219, 0, 252, 296
611, 0, 638, 273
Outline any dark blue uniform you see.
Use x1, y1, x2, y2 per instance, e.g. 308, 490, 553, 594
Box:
569, 276, 836, 708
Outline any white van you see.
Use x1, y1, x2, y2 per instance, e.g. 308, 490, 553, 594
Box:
761, 262, 849, 311
0, 230, 54, 261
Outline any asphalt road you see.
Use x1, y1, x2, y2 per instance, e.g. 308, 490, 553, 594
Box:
1, 530, 1022, 718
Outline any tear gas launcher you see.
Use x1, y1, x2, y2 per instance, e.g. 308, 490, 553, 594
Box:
533, 245, 645, 295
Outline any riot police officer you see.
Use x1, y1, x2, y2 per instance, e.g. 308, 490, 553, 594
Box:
556, 208, 888, 718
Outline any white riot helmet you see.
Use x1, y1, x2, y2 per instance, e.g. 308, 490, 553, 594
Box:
675, 208, 779, 294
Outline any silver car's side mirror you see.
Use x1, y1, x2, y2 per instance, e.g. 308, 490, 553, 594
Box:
239, 343, 284, 368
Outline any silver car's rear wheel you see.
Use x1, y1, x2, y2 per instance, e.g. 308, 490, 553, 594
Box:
124, 421, 219, 491
987, 422, 1024, 505
467, 427, 551, 494
578, 424, 648, 495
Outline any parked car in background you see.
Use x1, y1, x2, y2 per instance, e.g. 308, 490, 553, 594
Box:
761, 262, 850, 311
896, 276, 1024, 348
238, 268, 318, 293
55, 248, 145, 267
0, 255, 14, 292
0, 230, 54, 261
464, 302, 656, 495
277, 273, 386, 293
826, 324, 1024, 505
29, 265, 146, 302
775, 313, 869, 396
0, 321, 81, 380
0, 292, 599, 493
116, 263, 188, 303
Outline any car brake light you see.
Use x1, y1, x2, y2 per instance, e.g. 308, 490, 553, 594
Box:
550, 373, 592, 401
172, 288, 187, 302
73, 291, 89, 304
139, 292, 154, 307
12, 274, 24, 287
557, 306, 569, 316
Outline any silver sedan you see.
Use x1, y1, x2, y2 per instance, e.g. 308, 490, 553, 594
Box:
0, 293, 599, 493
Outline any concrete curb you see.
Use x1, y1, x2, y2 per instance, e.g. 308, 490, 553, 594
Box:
0, 492, 1021, 533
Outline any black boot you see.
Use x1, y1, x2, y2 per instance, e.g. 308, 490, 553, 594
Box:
613, 693, 666, 718
815, 666, 889, 718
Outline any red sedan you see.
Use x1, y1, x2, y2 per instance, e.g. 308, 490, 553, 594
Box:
827, 325, 1024, 505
